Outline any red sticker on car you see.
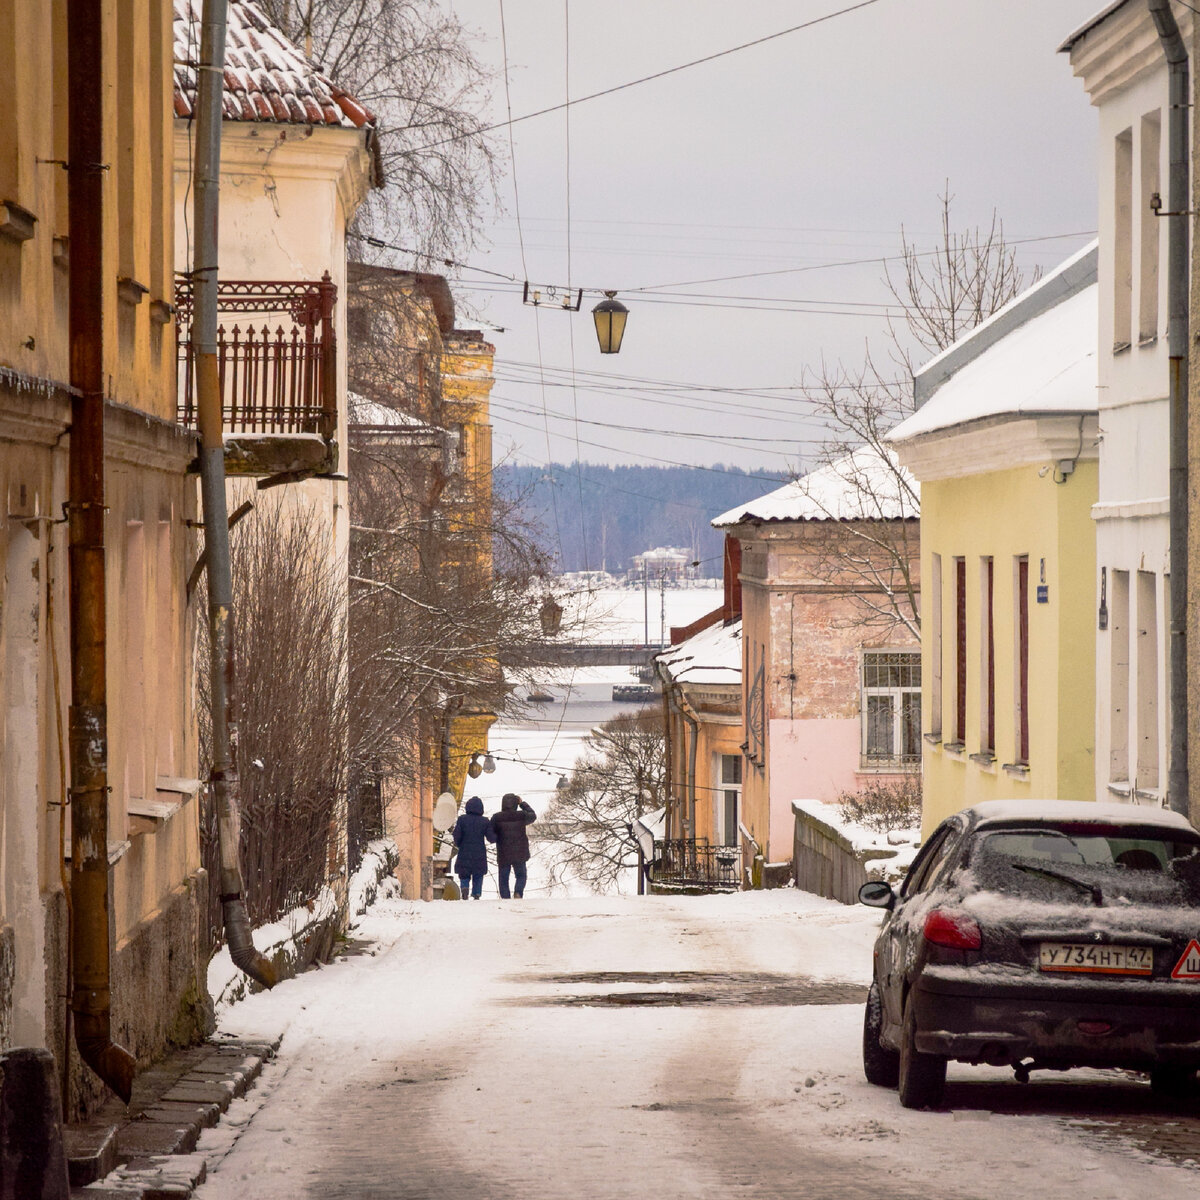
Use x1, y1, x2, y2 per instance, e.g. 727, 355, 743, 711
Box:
1171, 940, 1200, 980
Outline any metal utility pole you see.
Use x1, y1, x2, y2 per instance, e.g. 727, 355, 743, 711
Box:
193, 0, 275, 988
1148, 0, 1189, 816
66, 0, 136, 1104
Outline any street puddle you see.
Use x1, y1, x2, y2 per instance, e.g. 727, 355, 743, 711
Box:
501, 970, 867, 1007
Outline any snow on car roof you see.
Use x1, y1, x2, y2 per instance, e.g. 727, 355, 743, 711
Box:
969, 799, 1197, 832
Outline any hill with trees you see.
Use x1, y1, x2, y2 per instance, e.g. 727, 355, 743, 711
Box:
496, 461, 783, 576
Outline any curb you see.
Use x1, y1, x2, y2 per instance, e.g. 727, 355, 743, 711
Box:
66, 1035, 280, 1199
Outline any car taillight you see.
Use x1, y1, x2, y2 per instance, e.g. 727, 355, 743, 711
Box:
923, 908, 982, 950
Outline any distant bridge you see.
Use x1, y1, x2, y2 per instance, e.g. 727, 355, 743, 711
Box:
507, 641, 664, 668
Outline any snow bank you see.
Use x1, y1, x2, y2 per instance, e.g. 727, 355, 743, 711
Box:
208, 838, 401, 1015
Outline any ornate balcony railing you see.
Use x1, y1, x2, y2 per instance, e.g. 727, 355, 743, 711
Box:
175, 275, 338, 439
652, 838, 742, 891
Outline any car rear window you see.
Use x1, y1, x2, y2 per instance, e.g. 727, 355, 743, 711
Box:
968, 823, 1200, 905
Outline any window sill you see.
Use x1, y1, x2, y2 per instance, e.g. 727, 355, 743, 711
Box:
969, 752, 996, 768
1113, 340, 1131, 355
942, 741, 966, 757
1001, 762, 1029, 779
1107, 780, 1132, 799
923, 733, 941, 746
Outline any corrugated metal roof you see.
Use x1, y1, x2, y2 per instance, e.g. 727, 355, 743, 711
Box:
173, 0, 376, 129
711, 445, 917, 528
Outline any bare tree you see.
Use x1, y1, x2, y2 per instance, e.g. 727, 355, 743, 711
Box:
537, 711, 665, 892
196, 495, 349, 940
802, 187, 1037, 634
257, 0, 500, 258
885, 185, 1034, 365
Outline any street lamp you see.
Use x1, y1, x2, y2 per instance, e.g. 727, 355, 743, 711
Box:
592, 291, 628, 354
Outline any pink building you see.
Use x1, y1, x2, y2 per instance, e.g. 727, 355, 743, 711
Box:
712, 448, 920, 864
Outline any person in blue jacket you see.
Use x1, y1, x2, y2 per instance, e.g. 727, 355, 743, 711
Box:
452, 796, 492, 900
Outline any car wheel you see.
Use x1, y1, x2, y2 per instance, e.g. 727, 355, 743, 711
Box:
1150, 1066, 1197, 1099
862, 983, 900, 1088
898, 1000, 946, 1109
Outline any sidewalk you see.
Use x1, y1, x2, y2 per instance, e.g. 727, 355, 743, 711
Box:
65, 1034, 279, 1199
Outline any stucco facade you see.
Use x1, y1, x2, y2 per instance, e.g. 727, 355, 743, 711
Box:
891, 247, 1101, 833
1064, 2, 1184, 810
1, 0, 210, 1118
729, 523, 920, 861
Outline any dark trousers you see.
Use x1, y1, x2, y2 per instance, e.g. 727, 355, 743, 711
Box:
498, 861, 527, 899
458, 870, 484, 899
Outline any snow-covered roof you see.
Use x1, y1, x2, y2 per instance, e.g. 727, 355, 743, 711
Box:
711, 445, 917, 528
348, 392, 427, 428
173, 0, 376, 129
971, 799, 1197, 832
655, 618, 742, 687
888, 249, 1098, 444
1058, 1, 1129, 52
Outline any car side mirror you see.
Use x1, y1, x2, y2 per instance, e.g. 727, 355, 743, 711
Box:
858, 880, 896, 909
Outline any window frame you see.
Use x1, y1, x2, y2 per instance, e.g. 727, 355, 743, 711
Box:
860, 648, 922, 770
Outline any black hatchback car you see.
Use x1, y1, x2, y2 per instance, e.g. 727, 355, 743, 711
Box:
859, 799, 1200, 1109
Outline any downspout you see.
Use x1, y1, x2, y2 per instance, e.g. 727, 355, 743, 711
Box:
66, 0, 136, 1103
193, 0, 275, 988
1148, 0, 1189, 815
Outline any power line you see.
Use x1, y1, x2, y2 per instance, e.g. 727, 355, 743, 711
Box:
630, 231, 1097, 292
423, 0, 887, 148
492, 411, 791, 481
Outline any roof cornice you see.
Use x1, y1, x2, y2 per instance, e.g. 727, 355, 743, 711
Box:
892, 413, 1100, 482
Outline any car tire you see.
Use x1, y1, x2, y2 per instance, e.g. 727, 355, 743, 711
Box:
898, 1000, 946, 1109
1150, 1066, 1197, 1099
862, 983, 900, 1088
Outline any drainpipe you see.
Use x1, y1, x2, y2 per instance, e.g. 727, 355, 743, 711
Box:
66, 0, 137, 1104
193, 0, 275, 988
1148, 0, 1189, 816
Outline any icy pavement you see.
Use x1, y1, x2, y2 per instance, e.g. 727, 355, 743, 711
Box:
193, 890, 1200, 1200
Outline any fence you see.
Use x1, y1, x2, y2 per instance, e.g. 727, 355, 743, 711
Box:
175, 275, 338, 438
652, 837, 742, 891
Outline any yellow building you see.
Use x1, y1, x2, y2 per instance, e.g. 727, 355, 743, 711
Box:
1, 0, 209, 1115
889, 244, 1100, 832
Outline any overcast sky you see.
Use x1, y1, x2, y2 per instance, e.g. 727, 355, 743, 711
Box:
442, 0, 1103, 476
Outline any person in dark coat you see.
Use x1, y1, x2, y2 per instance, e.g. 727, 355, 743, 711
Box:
490, 792, 536, 899
452, 796, 492, 900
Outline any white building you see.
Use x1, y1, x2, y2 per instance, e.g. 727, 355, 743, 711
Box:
1061, 1, 1187, 805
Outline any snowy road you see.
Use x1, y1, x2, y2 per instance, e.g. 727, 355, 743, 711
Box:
195, 891, 1200, 1199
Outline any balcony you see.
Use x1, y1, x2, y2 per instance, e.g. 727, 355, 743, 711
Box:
175, 275, 339, 477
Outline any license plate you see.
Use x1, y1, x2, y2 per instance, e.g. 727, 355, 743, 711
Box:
1039, 942, 1154, 975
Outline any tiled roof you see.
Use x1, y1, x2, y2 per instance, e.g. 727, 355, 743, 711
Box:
173, 0, 375, 129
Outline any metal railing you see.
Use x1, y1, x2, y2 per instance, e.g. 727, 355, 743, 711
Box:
175, 275, 338, 438
652, 837, 742, 891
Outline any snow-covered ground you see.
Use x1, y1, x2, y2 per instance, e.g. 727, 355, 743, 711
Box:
193, 890, 1200, 1200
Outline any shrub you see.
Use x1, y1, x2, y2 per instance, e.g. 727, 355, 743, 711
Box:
837, 773, 922, 834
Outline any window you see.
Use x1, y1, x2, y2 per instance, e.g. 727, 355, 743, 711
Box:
1114, 128, 1133, 352
1136, 571, 1159, 793
1110, 569, 1130, 782
1015, 556, 1029, 764
929, 553, 942, 739
953, 557, 966, 746
715, 754, 742, 847
861, 651, 921, 768
980, 556, 995, 756
1139, 111, 1161, 345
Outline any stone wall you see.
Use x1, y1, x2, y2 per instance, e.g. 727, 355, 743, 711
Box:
65, 869, 212, 1122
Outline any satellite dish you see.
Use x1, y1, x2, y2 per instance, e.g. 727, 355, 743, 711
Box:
432, 792, 458, 833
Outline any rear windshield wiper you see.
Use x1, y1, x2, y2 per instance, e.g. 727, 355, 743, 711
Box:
1011, 862, 1103, 907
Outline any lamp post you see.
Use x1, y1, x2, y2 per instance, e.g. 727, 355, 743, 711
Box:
592, 291, 628, 354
